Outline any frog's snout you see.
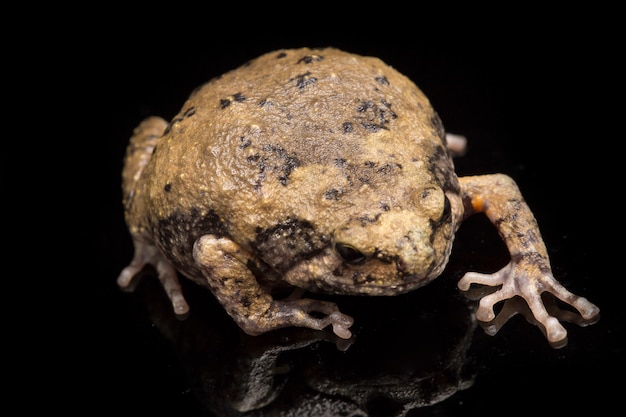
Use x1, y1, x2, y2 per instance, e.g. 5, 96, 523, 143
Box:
394, 228, 435, 274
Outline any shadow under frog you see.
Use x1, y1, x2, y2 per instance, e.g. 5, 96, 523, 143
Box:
130, 271, 478, 416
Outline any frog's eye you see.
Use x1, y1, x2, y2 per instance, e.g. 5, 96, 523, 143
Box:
414, 185, 448, 221
334, 242, 366, 265
440, 195, 451, 223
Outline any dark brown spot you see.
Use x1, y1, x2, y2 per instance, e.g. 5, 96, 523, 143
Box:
356, 213, 381, 226
426, 145, 459, 194
246, 145, 302, 187
355, 99, 396, 132
221, 93, 246, 109
375, 76, 390, 85
164, 183, 172, 192
361, 123, 388, 132
430, 113, 446, 143
241, 296, 251, 307
376, 163, 402, 174
253, 218, 329, 273
239, 137, 252, 149
357, 101, 374, 112
325, 189, 340, 200
155, 208, 229, 276
297, 54, 324, 64
292, 72, 317, 90
279, 155, 300, 185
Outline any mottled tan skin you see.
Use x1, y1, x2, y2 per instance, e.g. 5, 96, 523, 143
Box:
118, 47, 599, 343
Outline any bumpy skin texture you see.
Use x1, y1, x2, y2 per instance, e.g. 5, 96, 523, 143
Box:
118, 47, 599, 343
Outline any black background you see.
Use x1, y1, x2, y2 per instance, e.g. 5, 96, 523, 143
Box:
20, 7, 622, 416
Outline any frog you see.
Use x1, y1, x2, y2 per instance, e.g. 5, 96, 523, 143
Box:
117, 47, 599, 344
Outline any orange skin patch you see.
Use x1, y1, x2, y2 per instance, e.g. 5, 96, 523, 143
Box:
471, 195, 485, 213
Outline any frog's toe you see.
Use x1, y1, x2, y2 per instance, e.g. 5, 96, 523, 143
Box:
543, 316, 568, 343
329, 311, 354, 339
576, 298, 600, 321
155, 261, 189, 316
476, 299, 496, 322
171, 294, 190, 316
560, 295, 600, 322
476, 290, 513, 322
117, 264, 143, 289
468, 274, 517, 321
547, 282, 601, 321
332, 322, 352, 339
457, 270, 506, 291
520, 281, 573, 343
268, 298, 355, 338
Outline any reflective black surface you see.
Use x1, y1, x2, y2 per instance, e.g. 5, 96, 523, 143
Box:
43, 16, 621, 416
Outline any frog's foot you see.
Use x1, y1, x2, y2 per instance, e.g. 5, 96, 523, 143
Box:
445, 133, 467, 157
153, 259, 189, 316
458, 262, 600, 343
118, 239, 189, 316
247, 298, 355, 340
477, 294, 599, 348
193, 234, 355, 339
117, 263, 146, 290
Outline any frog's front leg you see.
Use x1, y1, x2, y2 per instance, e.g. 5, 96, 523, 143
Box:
192, 235, 354, 339
456, 174, 600, 343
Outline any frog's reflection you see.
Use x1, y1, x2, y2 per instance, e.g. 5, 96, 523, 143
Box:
131, 274, 478, 416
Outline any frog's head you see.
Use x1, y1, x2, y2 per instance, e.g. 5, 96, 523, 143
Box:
282, 184, 460, 296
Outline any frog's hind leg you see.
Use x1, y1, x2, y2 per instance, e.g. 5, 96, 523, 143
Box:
192, 235, 354, 339
117, 237, 190, 316
121, 116, 168, 207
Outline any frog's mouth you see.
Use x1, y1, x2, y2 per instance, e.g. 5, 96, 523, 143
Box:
281, 246, 445, 296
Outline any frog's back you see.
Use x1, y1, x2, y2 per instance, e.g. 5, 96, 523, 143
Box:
141, 47, 457, 268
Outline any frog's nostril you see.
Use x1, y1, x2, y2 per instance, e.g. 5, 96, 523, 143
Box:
396, 258, 408, 272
